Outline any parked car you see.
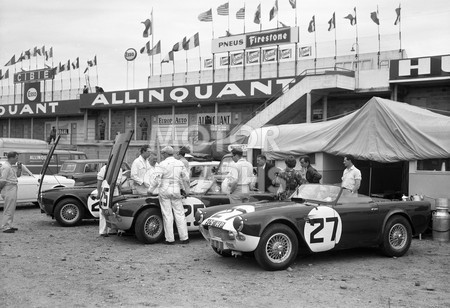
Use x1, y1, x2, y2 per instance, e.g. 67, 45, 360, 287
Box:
57, 159, 131, 187
39, 134, 274, 231
0, 163, 75, 206
195, 183, 432, 271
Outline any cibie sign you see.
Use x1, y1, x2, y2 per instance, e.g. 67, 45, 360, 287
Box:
124, 48, 137, 61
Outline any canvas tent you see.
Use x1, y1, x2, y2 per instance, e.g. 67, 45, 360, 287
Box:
248, 97, 450, 163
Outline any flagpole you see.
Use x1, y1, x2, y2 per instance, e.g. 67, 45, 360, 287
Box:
78, 61, 81, 95
185, 49, 188, 83
212, 53, 216, 83
151, 8, 154, 76
398, 3, 402, 55
95, 56, 99, 87
355, 7, 359, 67
69, 64, 72, 99
243, 3, 246, 33
314, 18, 317, 73
51, 52, 54, 102
334, 15, 337, 69
377, 6, 381, 68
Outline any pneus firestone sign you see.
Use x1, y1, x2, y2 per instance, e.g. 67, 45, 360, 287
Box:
80, 78, 294, 109
211, 27, 299, 53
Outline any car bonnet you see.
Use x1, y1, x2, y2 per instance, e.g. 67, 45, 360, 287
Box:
38, 135, 61, 195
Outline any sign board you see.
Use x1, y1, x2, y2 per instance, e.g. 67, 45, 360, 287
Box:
212, 27, 299, 53
389, 54, 450, 82
0, 99, 82, 118
14, 68, 54, 83
24, 82, 41, 104
124, 48, 137, 61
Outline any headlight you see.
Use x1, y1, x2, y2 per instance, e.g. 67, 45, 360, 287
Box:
195, 209, 204, 224
112, 203, 121, 214
233, 216, 244, 232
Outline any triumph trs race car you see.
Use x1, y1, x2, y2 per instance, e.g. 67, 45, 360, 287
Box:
195, 184, 431, 271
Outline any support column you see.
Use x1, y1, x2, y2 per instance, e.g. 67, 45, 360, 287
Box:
306, 93, 312, 123
30, 118, 33, 139
108, 109, 112, 140
391, 84, 398, 101
84, 110, 88, 140
134, 107, 137, 141
322, 96, 328, 121
172, 105, 175, 145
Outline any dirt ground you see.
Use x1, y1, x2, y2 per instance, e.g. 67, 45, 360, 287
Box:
1, 205, 450, 308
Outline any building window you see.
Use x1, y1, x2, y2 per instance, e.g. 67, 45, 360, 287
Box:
417, 158, 450, 171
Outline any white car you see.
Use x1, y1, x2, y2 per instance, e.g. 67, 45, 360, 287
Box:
0, 164, 75, 206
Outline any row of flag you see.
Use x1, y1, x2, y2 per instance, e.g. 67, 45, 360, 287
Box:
4, 46, 54, 67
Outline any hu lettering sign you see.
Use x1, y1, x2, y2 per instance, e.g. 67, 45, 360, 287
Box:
24, 82, 41, 104
389, 54, 450, 82
14, 68, 55, 83
0, 100, 81, 118
197, 112, 231, 125
80, 78, 294, 109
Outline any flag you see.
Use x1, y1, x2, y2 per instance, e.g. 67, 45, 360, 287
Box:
141, 18, 152, 37
328, 12, 335, 31
204, 58, 213, 68
17, 52, 24, 62
225, 30, 233, 37
308, 16, 315, 33
254, 4, 261, 24
4, 55, 16, 66
87, 55, 97, 67
66, 59, 71, 71
172, 37, 187, 52
269, 0, 278, 21
161, 51, 174, 63
394, 6, 401, 25
289, 0, 296, 9
57, 62, 65, 73
71, 57, 79, 69
83, 67, 89, 74
140, 41, 150, 54
300, 46, 312, 57
184, 33, 199, 50
370, 10, 380, 25
33, 46, 41, 57
149, 41, 161, 55
198, 9, 213, 22
344, 7, 357, 26
278, 21, 288, 28
45, 47, 53, 61
236, 7, 245, 19
217, 2, 229, 16
0, 69, 9, 80
23, 49, 31, 60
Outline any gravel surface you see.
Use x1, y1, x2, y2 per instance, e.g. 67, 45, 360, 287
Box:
1, 206, 450, 308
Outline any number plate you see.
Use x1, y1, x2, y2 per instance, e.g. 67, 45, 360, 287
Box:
211, 239, 224, 250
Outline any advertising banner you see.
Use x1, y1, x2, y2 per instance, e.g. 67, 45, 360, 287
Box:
211, 27, 299, 53
220, 56, 229, 66
246, 50, 260, 64
204, 58, 213, 68
389, 54, 450, 82
231, 52, 244, 65
0, 99, 82, 118
263, 49, 277, 62
279, 49, 292, 60
80, 77, 295, 108
14, 68, 55, 84
24, 82, 41, 104
299, 46, 312, 57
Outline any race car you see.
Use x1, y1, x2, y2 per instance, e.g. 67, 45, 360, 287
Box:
195, 183, 431, 271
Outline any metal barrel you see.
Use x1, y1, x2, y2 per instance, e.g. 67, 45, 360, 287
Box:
432, 198, 450, 242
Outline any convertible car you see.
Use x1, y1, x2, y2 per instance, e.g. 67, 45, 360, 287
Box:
195, 184, 431, 271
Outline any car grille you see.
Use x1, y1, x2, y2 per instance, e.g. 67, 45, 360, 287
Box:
209, 227, 229, 240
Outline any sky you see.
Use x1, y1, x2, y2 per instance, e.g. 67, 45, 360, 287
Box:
0, 0, 449, 92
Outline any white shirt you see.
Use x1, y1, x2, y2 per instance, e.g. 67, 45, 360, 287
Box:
131, 155, 151, 186
149, 156, 189, 198
341, 165, 362, 191
228, 158, 253, 186
97, 165, 123, 196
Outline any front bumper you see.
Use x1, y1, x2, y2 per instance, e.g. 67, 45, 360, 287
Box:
38, 194, 55, 216
103, 208, 134, 231
199, 224, 260, 252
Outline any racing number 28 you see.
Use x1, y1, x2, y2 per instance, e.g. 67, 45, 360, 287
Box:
309, 217, 339, 243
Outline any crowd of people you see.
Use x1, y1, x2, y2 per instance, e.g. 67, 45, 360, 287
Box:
1, 144, 361, 237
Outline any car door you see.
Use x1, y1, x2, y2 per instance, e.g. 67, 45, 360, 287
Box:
333, 193, 383, 249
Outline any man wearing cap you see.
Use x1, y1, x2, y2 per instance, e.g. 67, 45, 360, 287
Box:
131, 145, 152, 195
149, 146, 190, 245
176, 146, 190, 171
228, 148, 253, 204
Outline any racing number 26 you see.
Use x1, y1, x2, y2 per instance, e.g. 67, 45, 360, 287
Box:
309, 217, 339, 243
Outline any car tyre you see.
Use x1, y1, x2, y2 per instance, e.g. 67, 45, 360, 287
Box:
254, 223, 298, 271
212, 247, 232, 257
54, 198, 85, 227
135, 208, 164, 244
381, 215, 412, 257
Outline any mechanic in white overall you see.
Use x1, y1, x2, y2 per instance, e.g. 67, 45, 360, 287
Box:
148, 146, 190, 245
131, 145, 152, 194
0, 152, 22, 233
96, 164, 122, 237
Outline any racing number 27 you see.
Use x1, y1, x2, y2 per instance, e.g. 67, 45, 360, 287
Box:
309, 217, 339, 243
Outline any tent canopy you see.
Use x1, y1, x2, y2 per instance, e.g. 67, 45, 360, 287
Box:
248, 97, 450, 163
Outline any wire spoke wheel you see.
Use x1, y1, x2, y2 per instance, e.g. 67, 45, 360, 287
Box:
389, 223, 407, 250
55, 198, 84, 227
144, 215, 162, 237
265, 233, 292, 263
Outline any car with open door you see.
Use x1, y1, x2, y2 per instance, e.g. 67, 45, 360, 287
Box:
195, 183, 431, 271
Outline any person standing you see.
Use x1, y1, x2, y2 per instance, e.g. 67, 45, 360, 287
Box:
96, 164, 122, 237
139, 118, 149, 140
255, 154, 275, 193
143, 151, 159, 192
99, 119, 106, 140
176, 146, 190, 171
48, 126, 57, 144
341, 155, 362, 194
0, 152, 22, 233
228, 148, 253, 204
149, 146, 190, 245
83, 85, 89, 94
131, 145, 152, 194
273, 156, 305, 200
299, 155, 322, 184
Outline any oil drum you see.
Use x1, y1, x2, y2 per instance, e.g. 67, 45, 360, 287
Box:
432, 198, 450, 242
